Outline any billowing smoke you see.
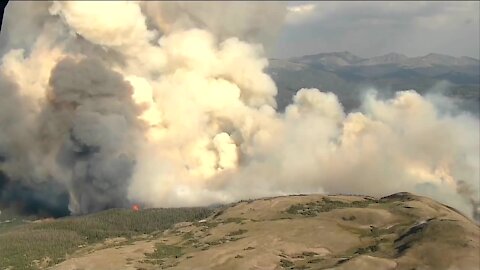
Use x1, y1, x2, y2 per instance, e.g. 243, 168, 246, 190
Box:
0, 1, 478, 219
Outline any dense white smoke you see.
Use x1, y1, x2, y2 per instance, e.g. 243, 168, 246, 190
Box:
0, 1, 478, 218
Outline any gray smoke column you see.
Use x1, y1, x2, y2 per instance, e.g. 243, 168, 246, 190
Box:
1, 54, 143, 214
456, 180, 480, 221
0, 1, 478, 220
46, 57, 142, 214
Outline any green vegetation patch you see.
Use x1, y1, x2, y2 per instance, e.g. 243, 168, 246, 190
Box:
0, 208, 38, 234
0, 207, 212, 269
223, 217, 246, 224
280, 258, 294, 268
31, 208, 212, 242
227, 229, 247, 236
0, 229, 84, 269
301, 251, 318, 257
144, 243, 183, 265
286, 198, 371, 216
355, 244, 379, 254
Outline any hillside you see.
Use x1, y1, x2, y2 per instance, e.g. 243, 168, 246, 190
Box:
0, 207, 213, 269
1, 192, 478, 270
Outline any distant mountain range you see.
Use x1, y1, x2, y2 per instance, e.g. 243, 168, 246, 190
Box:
288, 51, 479, 69
267, 52, 480, 114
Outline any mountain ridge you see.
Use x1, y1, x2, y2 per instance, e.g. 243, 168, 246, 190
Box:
284, 51, 480, 68
267, 51, 480, 114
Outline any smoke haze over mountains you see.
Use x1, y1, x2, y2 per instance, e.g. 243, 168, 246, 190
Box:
0, 1, 478, 221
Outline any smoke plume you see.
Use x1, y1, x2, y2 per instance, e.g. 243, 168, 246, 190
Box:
0, 1, 478, 219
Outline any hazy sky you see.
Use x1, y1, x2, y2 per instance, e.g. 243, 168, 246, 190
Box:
272, 1, 480, 59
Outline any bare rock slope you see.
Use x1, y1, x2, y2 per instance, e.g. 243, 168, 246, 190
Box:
50, 192, 479, 270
